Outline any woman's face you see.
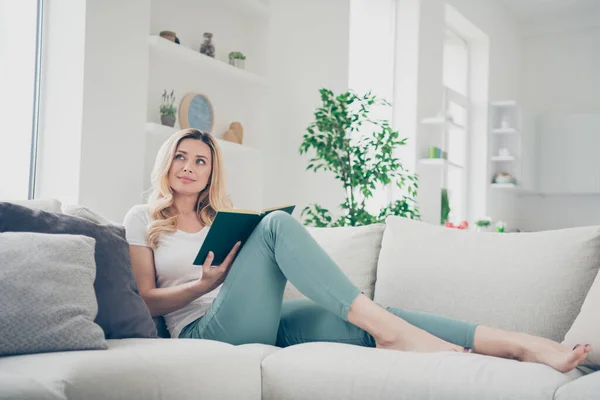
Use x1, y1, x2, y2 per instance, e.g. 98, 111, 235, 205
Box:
168, 138, 213, 196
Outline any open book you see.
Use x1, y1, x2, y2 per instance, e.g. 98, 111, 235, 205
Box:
193, 205, 296, 266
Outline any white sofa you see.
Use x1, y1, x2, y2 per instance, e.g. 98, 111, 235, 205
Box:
1, 200, 599, 400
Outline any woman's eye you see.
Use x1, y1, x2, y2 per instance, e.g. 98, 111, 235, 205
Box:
175, 154, 184, 160
196, 159, 205, 165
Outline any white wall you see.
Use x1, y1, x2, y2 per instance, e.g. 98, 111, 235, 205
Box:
264, 0, 350, 218
447, 0, 522, 229
38, 0, 150, 222
0, 0, 38, 200
518, 24, 600, 231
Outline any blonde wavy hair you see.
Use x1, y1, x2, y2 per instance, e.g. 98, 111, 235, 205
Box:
147, 129, 232, 249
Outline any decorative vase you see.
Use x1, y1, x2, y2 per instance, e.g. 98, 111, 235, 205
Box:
501, 115, 511, 129
159, 31, 179, 44
161, 115, 175, 127
200, 33, 215, 58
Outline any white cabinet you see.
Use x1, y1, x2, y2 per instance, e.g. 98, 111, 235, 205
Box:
537, 114, 600, 194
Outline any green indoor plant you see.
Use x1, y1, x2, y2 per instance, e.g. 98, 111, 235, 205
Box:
440, 188, 451, 225
160, 89, 177, 127
475, 217, 493, 232
228, 51, 246, 69
298, 88, 420, 227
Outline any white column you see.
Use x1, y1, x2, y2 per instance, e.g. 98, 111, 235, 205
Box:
38, 0, 150, 222
392, 0, 446, 224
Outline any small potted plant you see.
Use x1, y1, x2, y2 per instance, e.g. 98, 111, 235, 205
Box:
160, 89, 177, 127
475, 217, 493, 232
496, 221, 506, 233
228, 51, 246, 69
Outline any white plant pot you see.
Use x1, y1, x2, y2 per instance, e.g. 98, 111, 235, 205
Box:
230, 58, 245, 69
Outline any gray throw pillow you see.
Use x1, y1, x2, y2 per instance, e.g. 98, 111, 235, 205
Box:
0, 232, 107, 356
0, 202, 157, 339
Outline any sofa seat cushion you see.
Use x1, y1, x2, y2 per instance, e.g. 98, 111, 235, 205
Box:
261, 342, 582, 400
555, 371, 600, 400
0, 339, 279, 400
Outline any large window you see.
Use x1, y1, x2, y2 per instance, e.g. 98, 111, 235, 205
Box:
443, 28, 469, 223
0, 1, 43, 200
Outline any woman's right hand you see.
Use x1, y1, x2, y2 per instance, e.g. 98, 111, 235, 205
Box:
196, 241, 241, 293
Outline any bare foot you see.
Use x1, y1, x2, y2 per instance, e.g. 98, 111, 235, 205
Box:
512, 333, 591, 373
375, 319, 466, 353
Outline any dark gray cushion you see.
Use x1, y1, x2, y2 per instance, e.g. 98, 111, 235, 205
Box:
0, 232, 108, 356
0, 202, 157, 339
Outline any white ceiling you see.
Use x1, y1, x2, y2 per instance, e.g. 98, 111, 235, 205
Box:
499, 0, 600, 22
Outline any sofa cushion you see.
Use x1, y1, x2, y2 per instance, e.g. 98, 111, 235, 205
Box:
284, 224, 385, 300
562, 267, 600, 369
61, 203, 116, 225
374, 217, 600, 342
555, 371, 600, 400
0, 373, 62, 400
0, 339, 277, 400
261, 342, 581, 400
0, 202, 157, 339
0, 232, 107, 356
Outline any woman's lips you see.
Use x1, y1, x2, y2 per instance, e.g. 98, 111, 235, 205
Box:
178, 176, 195, 183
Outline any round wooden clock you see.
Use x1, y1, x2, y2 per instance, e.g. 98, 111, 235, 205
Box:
179, 93, 214, 132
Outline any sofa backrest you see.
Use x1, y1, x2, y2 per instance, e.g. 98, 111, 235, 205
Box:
374, 216, 600, 342
283, 224, 386, 301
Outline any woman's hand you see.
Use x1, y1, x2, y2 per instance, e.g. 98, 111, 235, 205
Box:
196, 241, 242, 293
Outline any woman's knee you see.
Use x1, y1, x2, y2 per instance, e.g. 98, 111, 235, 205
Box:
259, 211, 295, 235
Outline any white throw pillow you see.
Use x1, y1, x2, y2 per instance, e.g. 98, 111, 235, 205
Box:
374, 217, 600, 342
283, 224, 385, 301
562, 269, 600, 369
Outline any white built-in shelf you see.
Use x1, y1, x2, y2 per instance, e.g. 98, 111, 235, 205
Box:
491, 156, 516, 162
421, 116, 465, 130
145, 122, 261, 156
149, 36, 267, 86
491, 100, 517, 107
490, 183, 527, 192
492, 128, 518, 135
419, 158, 463, 169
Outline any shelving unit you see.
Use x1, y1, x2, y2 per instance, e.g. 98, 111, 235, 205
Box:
149, 36, 266, 86
488, 101, 536, 193
492, 128, 518, 135
145, 0, 269, 210
418, 158, 463, 169
491, 156, 516, 162
421, 116, 466, 131
145, 122, 261, 156
420, 86, 468, 190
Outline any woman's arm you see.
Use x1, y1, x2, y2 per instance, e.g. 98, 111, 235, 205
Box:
129, 245, 210, 317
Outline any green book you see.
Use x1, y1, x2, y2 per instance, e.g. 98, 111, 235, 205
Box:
193, 205, 296, 266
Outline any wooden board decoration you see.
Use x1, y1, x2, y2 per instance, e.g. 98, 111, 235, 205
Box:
179, 93, 214, 132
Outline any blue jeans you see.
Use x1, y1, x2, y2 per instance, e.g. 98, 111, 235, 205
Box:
179, 212, 477, 349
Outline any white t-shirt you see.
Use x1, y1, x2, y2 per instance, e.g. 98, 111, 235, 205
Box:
123, 204, 221, 338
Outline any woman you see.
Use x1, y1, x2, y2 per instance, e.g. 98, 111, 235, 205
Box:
124, 129, 590, 373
